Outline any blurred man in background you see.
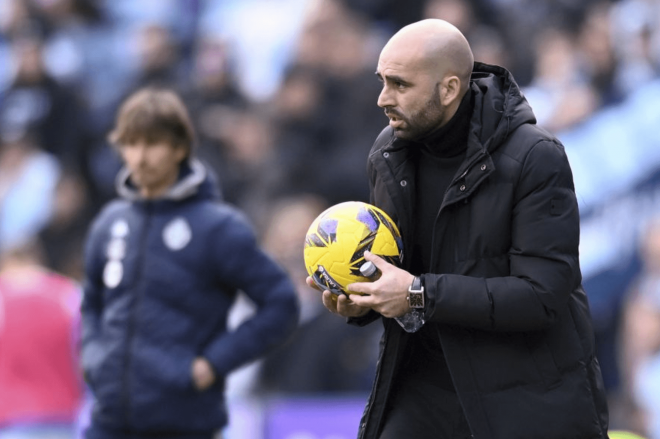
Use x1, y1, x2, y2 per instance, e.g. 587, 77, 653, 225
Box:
79, 88, 299, 439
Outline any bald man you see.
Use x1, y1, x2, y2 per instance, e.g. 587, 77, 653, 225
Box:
311, 19, 609, 439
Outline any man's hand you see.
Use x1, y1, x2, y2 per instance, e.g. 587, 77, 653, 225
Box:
347, 251, 415, 318
191, 357, 216, 391
306, 276, 370, 318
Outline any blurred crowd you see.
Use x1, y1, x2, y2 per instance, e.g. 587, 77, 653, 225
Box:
1, 0, 660, 437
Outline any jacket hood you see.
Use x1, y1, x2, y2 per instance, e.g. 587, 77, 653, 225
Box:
470, 62, 536, 153
116, 158, 219, 202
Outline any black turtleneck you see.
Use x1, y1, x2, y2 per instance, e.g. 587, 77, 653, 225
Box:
393, 89, 474, 397
410, 89, 474, 275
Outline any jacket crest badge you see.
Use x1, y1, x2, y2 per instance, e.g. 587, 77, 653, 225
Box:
163, 217, 192, 251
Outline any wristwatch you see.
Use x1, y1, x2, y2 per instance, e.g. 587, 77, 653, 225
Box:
407, 276, 425, 309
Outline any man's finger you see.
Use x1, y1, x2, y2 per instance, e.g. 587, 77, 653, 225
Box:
346, 292, 370, 308
364, 251, 388, 270
346, 280, 371, 295
321, 290, 339, 312
306, 276, 321, 291
336, 294, 356, 314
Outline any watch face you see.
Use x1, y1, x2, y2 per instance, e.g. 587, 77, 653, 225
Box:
409, 292, 424, 308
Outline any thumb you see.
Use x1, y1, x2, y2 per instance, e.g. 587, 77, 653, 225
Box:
364, 251, 387, 269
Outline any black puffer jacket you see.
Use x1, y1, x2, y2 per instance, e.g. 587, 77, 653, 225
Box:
354, 63, 609, 439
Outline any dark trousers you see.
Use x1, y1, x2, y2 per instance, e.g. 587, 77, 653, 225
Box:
378, 377, 473, 439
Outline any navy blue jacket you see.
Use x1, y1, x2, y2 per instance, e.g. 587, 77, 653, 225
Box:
80, 159, 299, 433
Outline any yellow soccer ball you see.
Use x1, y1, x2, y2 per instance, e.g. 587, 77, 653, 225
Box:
303, 201, 403, 295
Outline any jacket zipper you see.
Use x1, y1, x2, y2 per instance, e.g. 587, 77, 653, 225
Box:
428, 166, 469, 270
122, 202, 153, 428
429, 152, 490, 269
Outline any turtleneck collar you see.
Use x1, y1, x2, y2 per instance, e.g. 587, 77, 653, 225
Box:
418, 88, 474, 158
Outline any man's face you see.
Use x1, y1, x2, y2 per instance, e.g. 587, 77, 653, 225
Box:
119, 139, 187, 198
376, 46, 446, 141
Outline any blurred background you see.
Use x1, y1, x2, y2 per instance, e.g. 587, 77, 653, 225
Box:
0, 0, 659, 438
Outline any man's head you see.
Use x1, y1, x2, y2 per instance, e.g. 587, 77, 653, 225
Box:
375, 19, 474, 141
109, 88, 195, 199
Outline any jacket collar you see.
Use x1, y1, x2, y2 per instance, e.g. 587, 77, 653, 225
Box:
379, 62, 535, 156
371, 62, 535, 213
115, 158, 207, 202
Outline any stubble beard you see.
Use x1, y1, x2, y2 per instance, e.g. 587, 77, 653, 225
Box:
392, 89, 444, 142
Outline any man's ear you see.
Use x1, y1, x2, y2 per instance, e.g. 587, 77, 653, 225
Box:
440, 75, 461, 107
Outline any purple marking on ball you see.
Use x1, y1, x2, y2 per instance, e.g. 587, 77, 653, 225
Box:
357, 207, 378, 232
320, 218, 338, 234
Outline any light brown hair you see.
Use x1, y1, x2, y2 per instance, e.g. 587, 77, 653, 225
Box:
108, 88, 195, 155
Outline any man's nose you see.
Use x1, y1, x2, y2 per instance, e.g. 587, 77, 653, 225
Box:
130, 144, 148, 165
377, 86, 394, 108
